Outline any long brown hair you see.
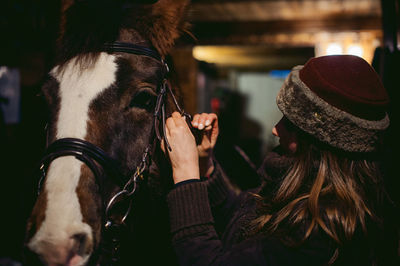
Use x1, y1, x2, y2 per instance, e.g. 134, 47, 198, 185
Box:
252, 132, 387, 249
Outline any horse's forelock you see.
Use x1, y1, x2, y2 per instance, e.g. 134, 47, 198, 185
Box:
57, 0, 190, 66
129, 0, 191, 56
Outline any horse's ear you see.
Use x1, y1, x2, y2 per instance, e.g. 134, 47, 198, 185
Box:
146, 0, 191, 56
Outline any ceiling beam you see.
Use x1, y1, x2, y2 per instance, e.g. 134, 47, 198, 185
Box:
189, 0, 381, 22
190, 15, 382, 45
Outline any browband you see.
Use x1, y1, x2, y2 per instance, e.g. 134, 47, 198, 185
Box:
104, 42, 162, 62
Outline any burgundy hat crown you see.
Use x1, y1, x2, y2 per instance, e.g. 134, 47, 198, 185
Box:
299, 55, 389, 120
276, 55, 390, 153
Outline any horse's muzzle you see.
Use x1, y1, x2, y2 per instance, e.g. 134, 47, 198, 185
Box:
24, 233, 91, 266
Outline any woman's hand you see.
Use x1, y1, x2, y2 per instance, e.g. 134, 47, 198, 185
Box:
191, 113, 219, 177
162, 112, 200, 184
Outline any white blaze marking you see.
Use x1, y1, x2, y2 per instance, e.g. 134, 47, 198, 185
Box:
28, 53, 118, 263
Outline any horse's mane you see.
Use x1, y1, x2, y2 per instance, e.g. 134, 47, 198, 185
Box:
57, 0, 190, 68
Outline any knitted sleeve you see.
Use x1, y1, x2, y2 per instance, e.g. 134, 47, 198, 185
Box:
204, 158, 249, 234
167, 182, 267, 265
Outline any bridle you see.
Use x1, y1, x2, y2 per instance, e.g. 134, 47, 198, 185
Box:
36, 41, 193, 264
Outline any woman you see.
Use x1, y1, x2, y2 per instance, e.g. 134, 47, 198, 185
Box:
163, 55, 399, 265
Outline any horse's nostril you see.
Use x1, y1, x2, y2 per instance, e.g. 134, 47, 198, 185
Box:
71, 233, 89, 255
64, 233, 90, 266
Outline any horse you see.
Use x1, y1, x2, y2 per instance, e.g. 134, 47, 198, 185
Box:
23, 0, 191, 265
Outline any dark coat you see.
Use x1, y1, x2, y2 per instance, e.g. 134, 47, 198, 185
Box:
166, 151, 399, 266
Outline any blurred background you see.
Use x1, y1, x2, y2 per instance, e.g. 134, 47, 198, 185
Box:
0, 0, 399, 264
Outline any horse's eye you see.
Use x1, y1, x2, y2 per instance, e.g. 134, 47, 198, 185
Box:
129, 90, 156, 110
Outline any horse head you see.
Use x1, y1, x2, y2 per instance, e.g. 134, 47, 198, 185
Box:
24, 1, 190, 265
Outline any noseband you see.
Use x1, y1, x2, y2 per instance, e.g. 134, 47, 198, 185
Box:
36, 42, 192, 264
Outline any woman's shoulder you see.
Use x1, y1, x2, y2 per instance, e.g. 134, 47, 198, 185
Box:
247, 229, 336, 266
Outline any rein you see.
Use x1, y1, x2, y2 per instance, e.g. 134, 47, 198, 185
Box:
37, 42, 192, 264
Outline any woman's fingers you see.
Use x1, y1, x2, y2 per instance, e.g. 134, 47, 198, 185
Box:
192, 114, 200, 128
192, 113, 217, 130
166, 112, 187, 132
165, 112, 195, 145
163, 112, 200, 183
199, 113, 210, 130
204, 113, 218, 131
166, 112, 218, 151
191, 113, 207, 129
165, 113, 177, 138
171, 111, 187, 128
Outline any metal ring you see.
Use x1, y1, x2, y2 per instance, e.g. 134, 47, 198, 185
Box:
105, 189, 134, 225
105, 189, 129, 217
120, 200, 132, 224
125, 180, 137, 197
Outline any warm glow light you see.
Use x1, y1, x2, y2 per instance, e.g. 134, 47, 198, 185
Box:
315, 32, 379, 63
192, 46, 281, 67
192, 46, 212, 62
347, 45, 363, 57
326, 43, 343, 55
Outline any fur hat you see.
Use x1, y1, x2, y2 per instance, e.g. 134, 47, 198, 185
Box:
276, 55, 390, 153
